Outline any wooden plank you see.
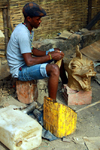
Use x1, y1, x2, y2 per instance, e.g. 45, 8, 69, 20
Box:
86, 12, 100, 30
81, 40, 100, 61
76, 100, 100, 113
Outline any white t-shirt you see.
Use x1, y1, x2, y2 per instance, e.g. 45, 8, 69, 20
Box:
7, 23, 34, 78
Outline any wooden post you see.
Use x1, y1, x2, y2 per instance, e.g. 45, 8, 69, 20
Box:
7, 0, 11, 41
87, 0, 92, 24
2, 7, 8, 52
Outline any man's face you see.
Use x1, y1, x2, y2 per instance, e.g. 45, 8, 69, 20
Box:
30, 16, 42, 28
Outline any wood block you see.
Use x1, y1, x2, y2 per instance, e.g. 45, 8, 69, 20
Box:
16, 80, 38, 104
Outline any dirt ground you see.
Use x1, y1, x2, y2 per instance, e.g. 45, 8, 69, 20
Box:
0, 76, 100, 150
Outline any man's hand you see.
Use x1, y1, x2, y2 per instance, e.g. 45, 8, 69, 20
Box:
48, 49, 64, 61
54, 48, 60, 52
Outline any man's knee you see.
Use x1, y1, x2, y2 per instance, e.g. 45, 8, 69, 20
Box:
46, 64, 60, 76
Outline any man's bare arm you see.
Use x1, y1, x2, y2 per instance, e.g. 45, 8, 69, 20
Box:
32, 47, 61, 56
32, 47, 46, 56
23, 50, 64, 66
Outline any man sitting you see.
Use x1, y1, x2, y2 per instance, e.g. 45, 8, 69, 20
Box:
7, 2, 68, 100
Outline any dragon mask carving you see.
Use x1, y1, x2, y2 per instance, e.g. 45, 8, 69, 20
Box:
64, 46, 96, 91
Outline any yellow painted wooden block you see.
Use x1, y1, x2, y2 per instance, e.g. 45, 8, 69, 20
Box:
43, 96, 77, 138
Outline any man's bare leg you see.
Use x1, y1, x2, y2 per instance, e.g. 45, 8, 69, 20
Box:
46, 60, 68, 100
46, 64, 60, 100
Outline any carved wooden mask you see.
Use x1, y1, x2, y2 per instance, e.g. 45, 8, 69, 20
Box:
64, 46, 96, 91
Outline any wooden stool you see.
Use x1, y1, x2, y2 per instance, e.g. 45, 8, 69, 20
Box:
16, 80, 38, 104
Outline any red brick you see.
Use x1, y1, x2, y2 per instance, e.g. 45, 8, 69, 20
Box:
63, 84, 92, 105
16, 80, 38, 104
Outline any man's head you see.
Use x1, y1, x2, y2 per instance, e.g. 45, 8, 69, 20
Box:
23, 2, 46, 18
23, 2, 46, 29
